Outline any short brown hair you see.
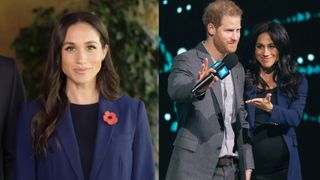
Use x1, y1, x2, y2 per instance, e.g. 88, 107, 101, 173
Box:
202, 0, 243, 28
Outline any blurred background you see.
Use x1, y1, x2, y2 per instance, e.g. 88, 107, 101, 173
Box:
0, 0, 159, 178
160, 0, 320, 180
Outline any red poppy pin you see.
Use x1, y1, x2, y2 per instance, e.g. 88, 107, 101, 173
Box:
103, 111, 118, 125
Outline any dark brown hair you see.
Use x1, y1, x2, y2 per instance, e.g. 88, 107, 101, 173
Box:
31, 12, 120, 158
244, 21, 302, 99
202, 0, 243, 28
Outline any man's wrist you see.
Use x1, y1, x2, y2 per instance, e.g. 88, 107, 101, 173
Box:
194, 91, 206, 100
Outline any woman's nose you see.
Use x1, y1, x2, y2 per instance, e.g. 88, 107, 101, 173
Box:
76, 50, 87, 64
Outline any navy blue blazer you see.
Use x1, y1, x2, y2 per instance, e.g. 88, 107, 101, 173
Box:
16, 96, 155, 180
245, 76, 308, 180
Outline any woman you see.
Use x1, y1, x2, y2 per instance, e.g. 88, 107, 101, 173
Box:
16, 12, 154, 180
244, 21, 308, 180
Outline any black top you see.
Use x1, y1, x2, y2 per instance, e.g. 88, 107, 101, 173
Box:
70, 103, 99, 180
253, 88, 289, 175
254, 88, 277, 127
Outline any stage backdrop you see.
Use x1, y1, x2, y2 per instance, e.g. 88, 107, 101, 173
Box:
160, 1, 320, 179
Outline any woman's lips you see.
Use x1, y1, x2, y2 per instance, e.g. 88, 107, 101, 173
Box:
74, 68, 90, 74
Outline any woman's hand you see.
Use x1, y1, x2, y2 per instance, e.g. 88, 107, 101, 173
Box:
245, 93, 273, 112
245, 169, 252, 180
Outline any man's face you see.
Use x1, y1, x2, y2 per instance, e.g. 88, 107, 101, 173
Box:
212, 15, 241, 54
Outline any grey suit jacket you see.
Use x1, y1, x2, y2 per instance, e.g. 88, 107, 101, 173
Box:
0, 56, 25, 180
166, 43, 254, 180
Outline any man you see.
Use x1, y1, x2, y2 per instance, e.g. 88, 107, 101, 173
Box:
166, 0, 253, 179
0, 55, 25, 180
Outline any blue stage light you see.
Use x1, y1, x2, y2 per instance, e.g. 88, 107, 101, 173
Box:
186, 4, 192, 11
177, 47, 187, 55
170, 121, 178, 132
164, 113, 171, 121
163, 0, 168, 5
307, 54, 315, 61
159, 37, 173, 74
297, 57, 304, 64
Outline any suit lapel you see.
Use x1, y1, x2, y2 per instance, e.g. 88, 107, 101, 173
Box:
246, 88, 257, 128
57, 108, 84, 180
231, 67, 240, 109
211, 81, 223, 111
90, 96, 119, 180
276, 88, 288, 108
195, 42, 224, 112
229, 68, 239, 109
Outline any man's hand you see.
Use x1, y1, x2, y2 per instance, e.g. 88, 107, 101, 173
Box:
196, 58, 219, 93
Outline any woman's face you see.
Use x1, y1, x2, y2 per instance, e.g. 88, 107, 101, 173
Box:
255, 32, 279, 69
61, 22, 107, 87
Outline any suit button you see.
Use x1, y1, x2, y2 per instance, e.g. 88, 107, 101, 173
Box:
217, 146, 221, 150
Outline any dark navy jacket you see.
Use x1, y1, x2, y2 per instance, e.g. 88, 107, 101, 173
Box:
245, 76, 308, 180
16, 96, 155, 180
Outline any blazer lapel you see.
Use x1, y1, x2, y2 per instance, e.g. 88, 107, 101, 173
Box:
57, 108, 84, 180
246, 88, 257, 128
90, 96, 119, 180
195, 42, 224, 112
231, 68, 240, 109
276, 88, 289, 108
211, 81, 223, 112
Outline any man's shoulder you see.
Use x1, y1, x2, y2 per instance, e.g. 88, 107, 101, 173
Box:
0, 55, 15, 67
174, 43, 204, 62
0, 56, 20, 82
235, 60, 244, 69
175, 48, 198, 59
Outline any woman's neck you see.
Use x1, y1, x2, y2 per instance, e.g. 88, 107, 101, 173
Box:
66, 82, 99, 105
259, 70, 277, 89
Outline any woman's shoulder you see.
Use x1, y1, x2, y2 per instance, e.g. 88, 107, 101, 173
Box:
106, 96, 147, 120
23, 100, 39, 108
115, 95, 144, 107
297, 74, 308, 91
299, 74, 308, 84
18, 100, 39, 127
20, 100, 40, 116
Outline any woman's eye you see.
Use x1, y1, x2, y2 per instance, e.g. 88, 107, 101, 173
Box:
269, 45, 276, 49
256, 45, 263, 49
64, 46, 75, 52
87, 45, 96, 50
